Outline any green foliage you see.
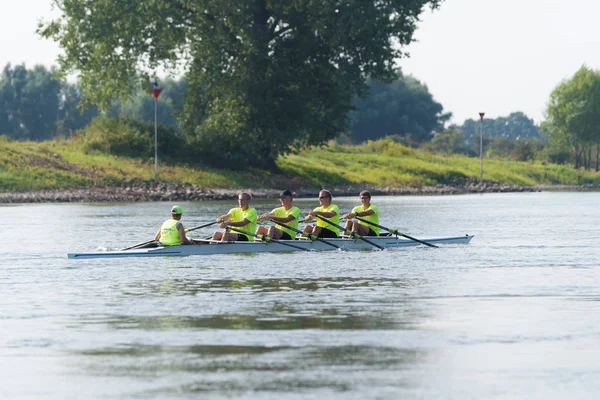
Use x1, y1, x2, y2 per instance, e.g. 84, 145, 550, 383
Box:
544, 65, 600, 170
108, 77, 185, 127
0, 64, 60, 140
350, 76, 451, 144
456, 112, 542, 147
421, 129, 475, 156
39, 0, 442, 169
0, 63, 98, 140
2, 137, 600, 193
79, 116, 184, 161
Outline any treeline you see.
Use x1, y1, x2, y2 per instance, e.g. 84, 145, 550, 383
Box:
2, 62, 598, 172
0, 62, 454, 156
0, 64, 97, 139
422, 112, 544, 162
0, 63, 187, 140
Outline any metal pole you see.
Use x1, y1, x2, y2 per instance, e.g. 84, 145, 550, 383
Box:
154, 99, 158, 179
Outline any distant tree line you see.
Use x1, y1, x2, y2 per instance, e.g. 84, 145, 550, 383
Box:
0, 62, 456, 161
5, 61, 597, 172
0, 64, 97, 139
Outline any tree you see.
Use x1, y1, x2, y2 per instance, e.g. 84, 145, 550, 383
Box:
456, 112, 542, 148
421, 128, 474, 156
58, 82, 99, 135
109, 78, 186, 127
544, 65, 600, 170
39, 0, 441, 169
0, 64, 61, 140
349, 76, 451, 144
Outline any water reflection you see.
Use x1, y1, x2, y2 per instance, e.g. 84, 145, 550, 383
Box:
74, 343, 425, 396
119, 277, 413, 296
100, 313, 397, 330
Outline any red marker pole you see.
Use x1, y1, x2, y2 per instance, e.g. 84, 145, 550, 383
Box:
479, 112, 485, 180
152, 88, 162, 179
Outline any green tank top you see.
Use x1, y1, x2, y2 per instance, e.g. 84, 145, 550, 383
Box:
159, 219, 181, 246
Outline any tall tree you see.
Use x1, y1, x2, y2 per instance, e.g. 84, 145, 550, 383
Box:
544, 65, 600, 170
0, 64, 61, 140
350, 76, 451, 144
39, 0, 442, 169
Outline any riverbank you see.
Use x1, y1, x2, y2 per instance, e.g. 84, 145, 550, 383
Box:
3, 138, 600, 202
3, 181, 597, 203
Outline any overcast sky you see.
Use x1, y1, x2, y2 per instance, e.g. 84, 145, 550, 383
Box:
4, 0, 600, 125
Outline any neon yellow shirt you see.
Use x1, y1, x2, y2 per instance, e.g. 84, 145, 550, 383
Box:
352, 204, 379, 235
272, 206, 301, 239
314, 203, 340, 236
227, 207, 258, 241
159, 219, 182, 246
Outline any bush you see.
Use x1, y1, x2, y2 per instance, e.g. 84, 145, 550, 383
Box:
81, 116, 184, 160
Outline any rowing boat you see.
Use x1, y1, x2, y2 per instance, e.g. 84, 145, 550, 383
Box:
67, 234, 473, 259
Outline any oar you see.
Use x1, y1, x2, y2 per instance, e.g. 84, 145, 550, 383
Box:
121, 239, 156, 251
184, 220, 219, 233
225, 226, 310, 252
268, 219, 342, 250
315, 215, 384, 250
122, 221, 218, 251
355, 216, 438, 248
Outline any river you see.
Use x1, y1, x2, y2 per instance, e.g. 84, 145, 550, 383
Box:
1, 192, 599, 399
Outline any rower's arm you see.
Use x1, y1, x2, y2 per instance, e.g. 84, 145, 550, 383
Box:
223, 218, 250, 227
217, 213, 232, 223
271, 214, 295, 223
317, 210, 337, 218
177, 223, 193, 245
349, 209, 374, 218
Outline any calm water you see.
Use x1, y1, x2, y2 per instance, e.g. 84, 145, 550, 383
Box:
1, 192, 599, 399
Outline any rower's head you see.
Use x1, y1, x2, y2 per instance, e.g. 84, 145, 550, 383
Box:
171, 205, 183, 220
318, 190, 332, 206
359, 190, 371, 205
279, 189, 293, 207
237, 192, 252, 210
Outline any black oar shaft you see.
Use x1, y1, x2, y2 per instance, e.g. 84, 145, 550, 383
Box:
354, 216, 438, 248
226, 226, 310, 252
185, 220, 218, 233
269, 219, 341, 250
122, 239, 156, 251
315, 215, 384, 250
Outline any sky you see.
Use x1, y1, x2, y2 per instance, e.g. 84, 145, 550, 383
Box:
4, 0, 600, 125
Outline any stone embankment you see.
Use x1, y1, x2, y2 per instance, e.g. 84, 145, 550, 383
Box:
0, 179, 562, 203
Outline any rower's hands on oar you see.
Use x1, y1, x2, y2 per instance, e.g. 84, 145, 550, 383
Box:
342, 212, 357, 220
304, 211, 318, 222
257, 212, 273, 222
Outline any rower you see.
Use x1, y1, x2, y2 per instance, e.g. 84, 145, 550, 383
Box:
154, 205, 195, 246
211, 192, 258, 242
256, 189, 301, 240
303, 189, 340, 238
342, 190, 380, 237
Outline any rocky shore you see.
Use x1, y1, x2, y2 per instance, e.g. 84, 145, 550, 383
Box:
5, 180, 595, 203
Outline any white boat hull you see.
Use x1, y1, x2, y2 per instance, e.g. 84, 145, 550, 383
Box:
67, 234, 474, 259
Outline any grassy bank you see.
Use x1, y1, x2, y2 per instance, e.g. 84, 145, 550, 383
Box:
1, 136, 599, 193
